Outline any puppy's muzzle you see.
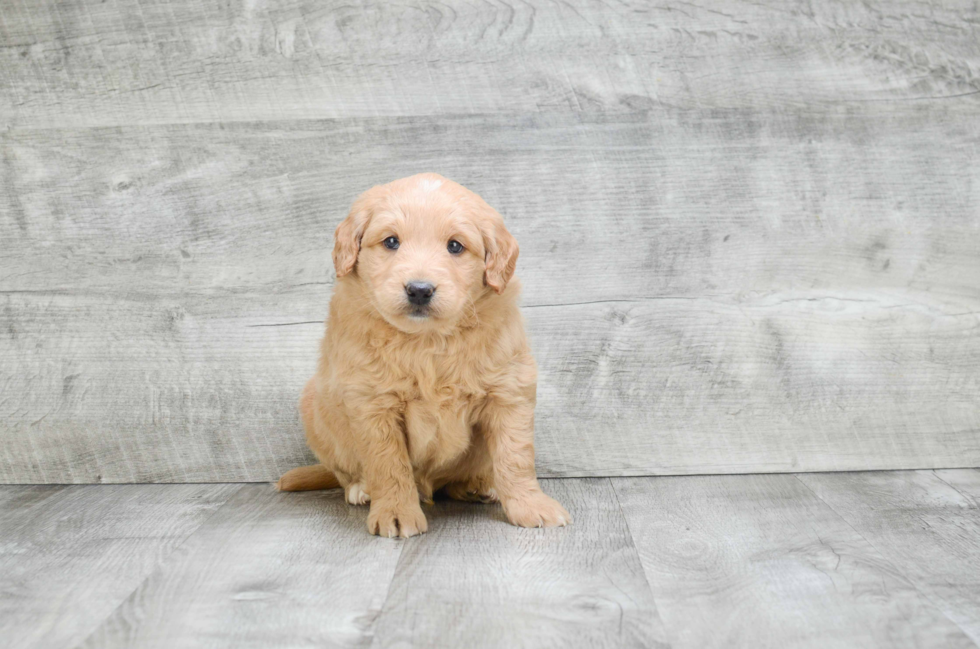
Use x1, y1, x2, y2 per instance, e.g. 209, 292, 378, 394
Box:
405, 281, 436, 307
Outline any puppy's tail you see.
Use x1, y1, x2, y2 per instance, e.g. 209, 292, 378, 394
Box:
275, 464, 341, 492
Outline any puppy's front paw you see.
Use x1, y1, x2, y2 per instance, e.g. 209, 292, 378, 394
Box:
367, 499, 428, 538
502, 491, 572, 528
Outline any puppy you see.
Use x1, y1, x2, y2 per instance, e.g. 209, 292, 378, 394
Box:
276, 173, 570, 537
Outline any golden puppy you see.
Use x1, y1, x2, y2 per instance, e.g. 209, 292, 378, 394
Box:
276, 173, 571, 537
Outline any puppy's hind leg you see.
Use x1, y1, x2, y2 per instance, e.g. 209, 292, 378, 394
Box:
443, 482, 500, 505
275, 464, 341, 492
439, 433, 497, 503
279, 378, 344, 492
443, 475, 498, 504
345, 481, 371, 505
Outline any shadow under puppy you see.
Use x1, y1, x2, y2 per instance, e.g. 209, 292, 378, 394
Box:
277, 173, 570, 537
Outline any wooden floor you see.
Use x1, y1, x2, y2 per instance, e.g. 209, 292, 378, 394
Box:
2, 471, 978, 649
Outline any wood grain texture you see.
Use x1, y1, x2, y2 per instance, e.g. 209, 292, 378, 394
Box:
800, 469, 980, 644
77, 484, 404, 649
371, 478, 667, 649
613, 474, 976, 648
4, 475, 980, 649
2, 106, 978, 482
0, 0, 977, 128
0, 483, 238, 649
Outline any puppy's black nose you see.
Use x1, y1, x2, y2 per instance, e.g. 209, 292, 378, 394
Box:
405, 281, 436, 306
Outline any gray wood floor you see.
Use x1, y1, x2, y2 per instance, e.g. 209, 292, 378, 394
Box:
2, 471, 978, 649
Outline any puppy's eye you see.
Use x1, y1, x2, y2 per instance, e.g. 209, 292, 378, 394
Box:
447, 240, 464, 255
383, 236, 399, 250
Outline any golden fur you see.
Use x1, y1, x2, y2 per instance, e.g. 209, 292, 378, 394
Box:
276, 173, 570, 537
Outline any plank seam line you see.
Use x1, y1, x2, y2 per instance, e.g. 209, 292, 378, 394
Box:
64, 483, 247, 649
245, 320, 322, 328
929, 469, 980, 507
843, 87, 980, 102
607, 477, 676, 649
792, 473, 979, 643
0, 108, 653, 133
41, 466, 977, 485
522, 297, 706, 309
4, 98, 980, 135
365, 532, 410, 649
536, 465, 980, 481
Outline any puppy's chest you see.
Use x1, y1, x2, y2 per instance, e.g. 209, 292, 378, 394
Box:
399, 366, 486, 468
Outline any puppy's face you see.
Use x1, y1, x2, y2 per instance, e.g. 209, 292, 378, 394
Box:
333, 174, 518, 334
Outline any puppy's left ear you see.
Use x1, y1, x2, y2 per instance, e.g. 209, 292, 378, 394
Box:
481, 207, 519, 294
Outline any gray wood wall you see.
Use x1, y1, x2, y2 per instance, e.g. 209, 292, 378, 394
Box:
1, 0, 978, 483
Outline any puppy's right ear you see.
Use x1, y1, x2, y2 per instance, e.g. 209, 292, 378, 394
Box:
332, 192, 376, 277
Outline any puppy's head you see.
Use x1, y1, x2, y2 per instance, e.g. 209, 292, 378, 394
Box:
333, 173, 518, 334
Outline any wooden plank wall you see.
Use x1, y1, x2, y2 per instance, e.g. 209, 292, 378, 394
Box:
1, 0, 978, 483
